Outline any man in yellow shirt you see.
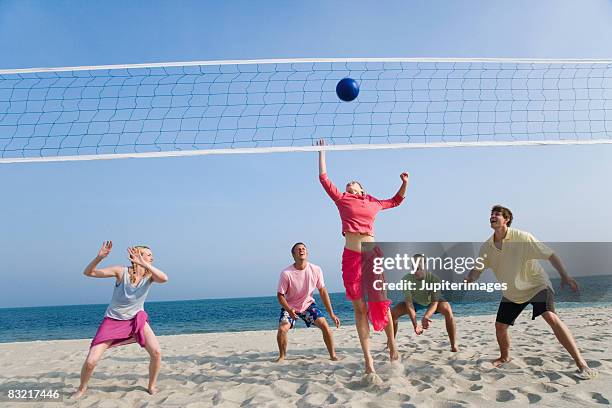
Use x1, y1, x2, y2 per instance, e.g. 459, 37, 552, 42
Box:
466, 205, 597, 380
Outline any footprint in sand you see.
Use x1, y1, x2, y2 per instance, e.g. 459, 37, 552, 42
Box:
469, 384, 483, 391
416, 383, 432, 392
543, 371, 563, 382
564, 391, 611, 405
296, 383, 309, 395
522, 392, 542, 404
590, 392, 610, 405
483, 371, 506, 381
523, 356, 544, 366
452, 365, 464, 374
528, 383, 559, 394
343, 362, 360, 371
408, 378, 432, 391
325, 393, 339, 404
586, 360, 603, 368
495, 389, 516, 402
465, 372, 481, 382
432, 398, 469, 408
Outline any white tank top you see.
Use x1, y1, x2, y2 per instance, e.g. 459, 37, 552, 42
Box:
104, 267, 152, 320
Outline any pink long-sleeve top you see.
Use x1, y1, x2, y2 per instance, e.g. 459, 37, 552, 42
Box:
319, 173, 404, 236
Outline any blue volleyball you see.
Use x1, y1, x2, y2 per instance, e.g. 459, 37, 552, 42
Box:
336, 77, 360, 102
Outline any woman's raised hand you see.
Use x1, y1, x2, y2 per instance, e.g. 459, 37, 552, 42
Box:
127, 247, 147, 267
317, 139, 327, 174
400, 172, 409, 183
97, 241, 112, 258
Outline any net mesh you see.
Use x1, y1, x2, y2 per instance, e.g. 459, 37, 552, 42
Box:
1, 59, 611, 161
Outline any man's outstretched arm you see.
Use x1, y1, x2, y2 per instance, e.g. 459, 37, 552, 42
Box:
318, 287, 340, 328
549, 253, 579, 292
465, 268, 483, 283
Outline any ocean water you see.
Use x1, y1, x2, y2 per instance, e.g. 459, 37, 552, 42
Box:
0, 275, 610, 344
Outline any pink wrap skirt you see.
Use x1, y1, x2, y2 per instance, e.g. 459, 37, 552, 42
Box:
90, 310, 149, 349
342, 247, 391, 331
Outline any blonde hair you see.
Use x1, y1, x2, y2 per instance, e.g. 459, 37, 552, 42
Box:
346, 180, 365, 195
129, 245, 152, 284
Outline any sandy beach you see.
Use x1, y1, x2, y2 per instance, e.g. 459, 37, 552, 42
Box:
0, 306, 610, 407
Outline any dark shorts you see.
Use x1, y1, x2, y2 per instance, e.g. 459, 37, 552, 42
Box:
496, 288, 555, 326
278, 302, 324, 329
412, 301, 440, 314
394, 301, 442, 314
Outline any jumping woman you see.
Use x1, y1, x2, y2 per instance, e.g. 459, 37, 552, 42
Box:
73, 241, 168, 399
317, 139, 408, 381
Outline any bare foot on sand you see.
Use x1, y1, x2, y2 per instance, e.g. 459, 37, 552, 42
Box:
275, 355, 285, 363
575, 367, 598, 380
387, 339, 400, 362
72, 388, 86, 400
362, 372, 383, 386
389, 348, 400, 363
148, 385, 159, 395
451, 345, 459, 352
492, 356, 511, 367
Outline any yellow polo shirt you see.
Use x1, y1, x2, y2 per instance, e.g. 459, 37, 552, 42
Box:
477, 228, 554, 303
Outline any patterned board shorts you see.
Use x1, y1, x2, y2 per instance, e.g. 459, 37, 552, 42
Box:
278, 302, 324, 329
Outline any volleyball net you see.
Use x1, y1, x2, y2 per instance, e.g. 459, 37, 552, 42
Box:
1, 58, 611, 163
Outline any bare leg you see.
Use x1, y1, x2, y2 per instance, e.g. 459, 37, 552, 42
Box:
494, 321, 511, 367
437, 302, 458, 352
383, 309, 399, 362
352, 298, 374, 374
314, 318, 338, 360
276, 322, 290, 362
541, 312, 589, 369
143, 323, 162, 395
72, 341, 111, 399
391, 302, 408, 339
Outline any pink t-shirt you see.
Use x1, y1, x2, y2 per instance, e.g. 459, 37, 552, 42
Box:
319, 173, 404, 236
277, 262, 325, 313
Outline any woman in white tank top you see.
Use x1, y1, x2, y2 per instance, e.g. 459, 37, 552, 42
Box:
73, 241, 169, 399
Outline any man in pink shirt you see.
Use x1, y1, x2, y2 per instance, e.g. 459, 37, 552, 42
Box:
276, 242, 341, 362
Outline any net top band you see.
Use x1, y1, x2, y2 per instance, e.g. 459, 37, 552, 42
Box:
3, 57, 612, 75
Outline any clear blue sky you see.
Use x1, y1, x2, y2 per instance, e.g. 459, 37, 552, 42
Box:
1, 0, 611, 308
